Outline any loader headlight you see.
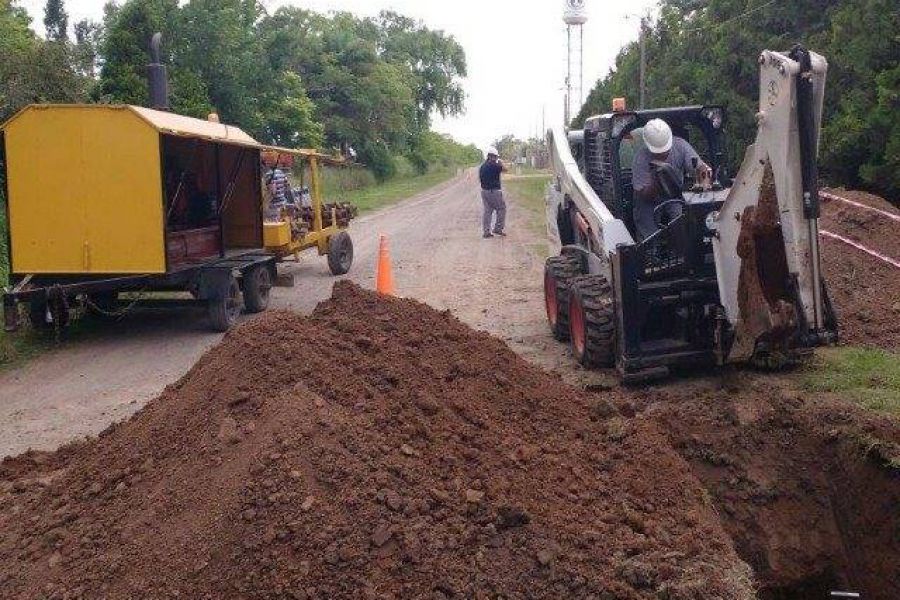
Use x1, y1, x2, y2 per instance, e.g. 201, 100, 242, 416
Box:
704, 108, 724, 129
611, 114, 637, 138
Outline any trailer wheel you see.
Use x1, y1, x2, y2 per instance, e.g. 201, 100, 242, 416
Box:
29, 297, 69, 331
327, 231, 354, 276
568, 275, 616, 368
28, 299, 51, 330
544, 253, 581, 341
207, 276, 242, 332
242, 265, 272, 314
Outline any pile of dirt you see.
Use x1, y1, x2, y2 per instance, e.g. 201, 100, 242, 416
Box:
819, 189, 900, 349
636, 376, 900, 600
0, 282, 753, 599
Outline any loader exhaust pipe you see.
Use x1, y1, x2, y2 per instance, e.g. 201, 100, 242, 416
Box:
148, 32, 170, 111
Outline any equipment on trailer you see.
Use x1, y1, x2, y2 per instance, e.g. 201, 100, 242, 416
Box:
1, 104, 356, 333
261, 149, 358, 276
544, 46, 838, 381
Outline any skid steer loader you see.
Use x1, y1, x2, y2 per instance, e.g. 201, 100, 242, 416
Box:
544, 46, 838, 381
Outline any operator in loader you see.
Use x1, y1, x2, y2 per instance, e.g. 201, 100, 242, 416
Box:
479, 147, 509, 238
632, 118, 712, 240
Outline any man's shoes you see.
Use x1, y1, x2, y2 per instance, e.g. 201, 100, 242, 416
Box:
483, 232, 493, 238
493, 230, 507, 237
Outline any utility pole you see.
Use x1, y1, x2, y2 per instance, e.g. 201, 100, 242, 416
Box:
566, 25, 572, 125
639, 16, 648, 109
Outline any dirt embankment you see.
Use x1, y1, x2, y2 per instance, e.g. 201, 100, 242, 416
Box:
637, 376, 900, 600
0, 283, 753, 600
819, 188, 900, 349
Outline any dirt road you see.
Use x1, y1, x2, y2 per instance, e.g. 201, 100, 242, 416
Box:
0, 170, 570, 458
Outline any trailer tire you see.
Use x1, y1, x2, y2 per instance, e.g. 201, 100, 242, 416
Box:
29, 297, 69, 331
544, 252, 582, 341
568, 275, 616, 368
243, 265, 272, 314
207, 276, 242, 332
327, 231, 354, 276
28, 299, 51, 330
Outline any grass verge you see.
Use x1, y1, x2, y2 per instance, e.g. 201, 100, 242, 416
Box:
802, 346, 900, 417
505, 174, 551, 257
332, 168, 460, 214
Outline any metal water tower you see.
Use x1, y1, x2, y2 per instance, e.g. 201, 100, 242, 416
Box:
563, 0, 588, 125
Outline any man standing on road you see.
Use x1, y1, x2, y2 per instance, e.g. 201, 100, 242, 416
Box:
479, 147, 508, 238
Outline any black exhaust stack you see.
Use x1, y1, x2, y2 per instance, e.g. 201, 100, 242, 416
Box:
148, 33, 169, 111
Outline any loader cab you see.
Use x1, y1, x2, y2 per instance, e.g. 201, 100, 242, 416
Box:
568, 106, 733, 377
580, 106, 728, 227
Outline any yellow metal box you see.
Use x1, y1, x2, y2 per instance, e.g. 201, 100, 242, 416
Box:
263, 221, 292, 248
1, 104, 264, 276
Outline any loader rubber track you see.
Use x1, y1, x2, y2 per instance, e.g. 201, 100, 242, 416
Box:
568, 275, 616, 368
544, 252, 582, 341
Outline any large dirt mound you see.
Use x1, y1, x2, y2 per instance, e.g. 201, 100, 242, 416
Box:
0, 282, 753, 599
820, 189, 900, 349
638, 377, 900, 600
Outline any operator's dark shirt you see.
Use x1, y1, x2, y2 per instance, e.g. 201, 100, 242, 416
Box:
479, 160, 503, 191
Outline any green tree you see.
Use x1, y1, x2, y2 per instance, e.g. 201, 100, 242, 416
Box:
577, 0, 900, 199
261, 71, 324, 148
373, 11, 467, 129
43, 0, 68, 42
97, 0, 182, 107
73, 19, 102, 78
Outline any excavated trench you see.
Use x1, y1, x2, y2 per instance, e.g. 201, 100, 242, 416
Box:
639, 380, 900, 600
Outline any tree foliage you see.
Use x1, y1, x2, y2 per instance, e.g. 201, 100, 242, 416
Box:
43, 0, 67, 42
576, 0, 900, 199
0, 0, 477, 181
0, 1, 85, 121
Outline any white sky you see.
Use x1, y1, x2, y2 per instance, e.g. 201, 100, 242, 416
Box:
20, 0, 657, 150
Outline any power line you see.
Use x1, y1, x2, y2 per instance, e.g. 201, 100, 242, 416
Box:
682, 0, 778, 34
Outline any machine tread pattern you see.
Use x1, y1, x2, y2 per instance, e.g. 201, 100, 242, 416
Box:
570, 275, 616, 368
544, 252, 582, 341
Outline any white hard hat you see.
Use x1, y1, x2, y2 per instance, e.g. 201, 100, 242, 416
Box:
643, 119, 673, 154
487, 146, 499, 157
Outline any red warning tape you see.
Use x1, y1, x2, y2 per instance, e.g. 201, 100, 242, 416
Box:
820, 191, 900, 224
820, 230, 900, 269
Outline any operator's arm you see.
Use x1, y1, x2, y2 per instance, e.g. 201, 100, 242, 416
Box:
676, 138, 712, 183
631, 147, 658, 202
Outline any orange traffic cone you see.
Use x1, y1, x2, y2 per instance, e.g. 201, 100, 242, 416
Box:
375, 234, 395, 295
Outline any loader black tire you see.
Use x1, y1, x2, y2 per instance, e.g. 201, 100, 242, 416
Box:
327, 231, 354, 276
242, 265, 272, 314
568, 275, 616, 369
544, 252, 582, 341
207, 276, 242, 333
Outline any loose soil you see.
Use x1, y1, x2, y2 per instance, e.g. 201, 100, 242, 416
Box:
819, 189, 900, 349
0, 283, 754, 599
2, 182, 898, 600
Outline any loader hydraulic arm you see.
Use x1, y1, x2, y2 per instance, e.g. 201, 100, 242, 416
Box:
708, 47, 836, 363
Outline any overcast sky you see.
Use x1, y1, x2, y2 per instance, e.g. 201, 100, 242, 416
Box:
19, 0, 657, 150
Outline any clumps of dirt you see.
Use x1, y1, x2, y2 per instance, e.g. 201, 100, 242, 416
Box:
637, 377, 900, 600
819, 188, 900, 349
0, 282, 754, 599
732, 165, 797, 358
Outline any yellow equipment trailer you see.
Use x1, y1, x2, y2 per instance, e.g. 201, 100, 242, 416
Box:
1, 104, 355, 332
